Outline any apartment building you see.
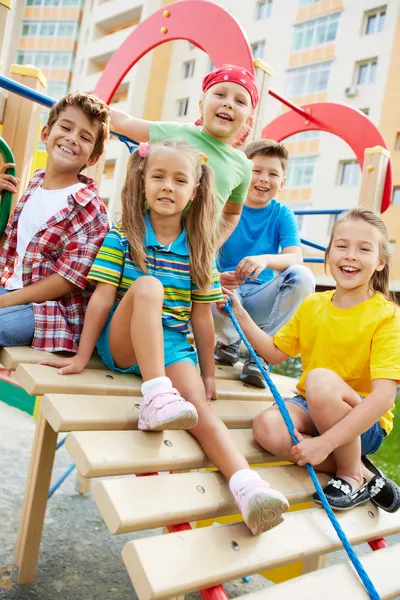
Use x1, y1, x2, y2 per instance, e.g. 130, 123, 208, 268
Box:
4, 0, 394, 288
2, 0, 83, 98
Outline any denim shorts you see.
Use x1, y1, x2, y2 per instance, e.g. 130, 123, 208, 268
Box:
281, 394, 386, 455
0, 287, 35, 346
96, 309, 197, 376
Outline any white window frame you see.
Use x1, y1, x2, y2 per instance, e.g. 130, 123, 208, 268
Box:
285, 156, 317, 188
284, 131, 321, 142
285, 61, 332, 98
21, 20, 77, 39
183, 59, 195, 79
293, 13, 340, 51
251, 40, 266, 60
356, 59, 377, 85
299, 0, 323, 6
364, 7, 386, 35
338, 160, 360, 186
177, 98, 189, 117
16, 50, 73, 69
255, 0, 272, 20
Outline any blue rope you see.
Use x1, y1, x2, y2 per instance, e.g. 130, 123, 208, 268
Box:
224, 299, 380, 600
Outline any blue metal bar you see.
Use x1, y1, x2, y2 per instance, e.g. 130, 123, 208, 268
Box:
0, 75, 137, 147
48, 464, 76, 499
304, 257, 324, 263
294, 209, 345, 215
56, 436, 67, 451
300, 237, 327, 252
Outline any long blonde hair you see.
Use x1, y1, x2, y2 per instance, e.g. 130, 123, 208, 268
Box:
120, 139, 217, 291
325, 207, 396, 302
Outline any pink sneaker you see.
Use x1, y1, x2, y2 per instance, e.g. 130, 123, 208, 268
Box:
233, 480, 289, 535
138, 386, 198, 431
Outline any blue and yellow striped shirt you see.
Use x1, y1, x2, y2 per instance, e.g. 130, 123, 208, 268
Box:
87, 213, 223, 334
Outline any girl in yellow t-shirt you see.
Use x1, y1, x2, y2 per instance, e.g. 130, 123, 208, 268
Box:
218, 207, 400, 512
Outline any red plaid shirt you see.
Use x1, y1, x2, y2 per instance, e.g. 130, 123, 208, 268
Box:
0, 170, 110, 352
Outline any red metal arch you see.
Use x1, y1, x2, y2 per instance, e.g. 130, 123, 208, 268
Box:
262, 102, 392, 213
94, 0, 254, 103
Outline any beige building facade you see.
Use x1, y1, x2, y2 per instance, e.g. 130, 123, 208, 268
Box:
3, 0, 400, 288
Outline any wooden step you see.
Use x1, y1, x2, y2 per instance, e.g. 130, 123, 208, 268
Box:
40, 394, 272, 433
94, 465, 330, 534
15, 363, 294, 400
242, 543, 400, 599
66, 429, 277, 477
0, 346, 105, 370
122, 505, 400, 600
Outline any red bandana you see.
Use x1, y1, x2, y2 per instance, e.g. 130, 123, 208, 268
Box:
202, 64, 259, 109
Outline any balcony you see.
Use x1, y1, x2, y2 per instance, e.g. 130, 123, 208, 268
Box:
88, 25, 137, 66
93, 0, 142, 31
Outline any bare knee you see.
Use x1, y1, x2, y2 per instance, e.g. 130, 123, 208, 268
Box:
131, 276, 164, 302
305, 368, 338, 406
253, 410, 290, 455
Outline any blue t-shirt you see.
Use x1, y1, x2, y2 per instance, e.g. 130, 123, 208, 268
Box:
217, 200, 301, 284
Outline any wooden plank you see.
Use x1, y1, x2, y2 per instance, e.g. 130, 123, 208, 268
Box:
15, 364, 293, 401
40, 394, 272, 433
358, 146, 389, 213
15, 364, 142, 397
0, 346, 105, 371
122, 506, 400, 600
242, 543, 400, 600
66, 429, 278, 477
94, 465, 330, 534
12, 412, 58, 584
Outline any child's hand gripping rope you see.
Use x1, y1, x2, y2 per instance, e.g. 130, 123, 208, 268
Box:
219, 293, 381, 600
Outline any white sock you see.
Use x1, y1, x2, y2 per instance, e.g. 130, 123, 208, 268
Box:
141, 376, 172, 396
229, 469, 263, 495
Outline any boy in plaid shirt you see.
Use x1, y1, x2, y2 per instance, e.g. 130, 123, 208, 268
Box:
0, 92, 110, 352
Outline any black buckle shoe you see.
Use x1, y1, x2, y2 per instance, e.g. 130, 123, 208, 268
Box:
362, 455, 400, 513
313, 477, 370, 511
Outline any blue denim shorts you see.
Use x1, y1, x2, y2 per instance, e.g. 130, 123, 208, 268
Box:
96, 310, 197, 376
282, 394, 386, 455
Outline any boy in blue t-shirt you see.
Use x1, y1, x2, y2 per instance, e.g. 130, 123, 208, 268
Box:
214, 139, 315, 387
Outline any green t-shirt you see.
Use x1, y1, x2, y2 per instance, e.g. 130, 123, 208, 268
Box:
149, 121, 252, 215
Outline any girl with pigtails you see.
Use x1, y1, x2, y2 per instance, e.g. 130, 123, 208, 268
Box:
43, 139, 290, 536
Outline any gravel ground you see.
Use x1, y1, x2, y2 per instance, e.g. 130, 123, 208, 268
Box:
0, 401, 398, 600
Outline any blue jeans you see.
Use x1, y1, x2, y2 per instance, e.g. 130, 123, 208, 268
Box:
0, 287, 35, 346
213, 264, 315, 344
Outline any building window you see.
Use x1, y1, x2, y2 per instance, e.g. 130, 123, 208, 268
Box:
356, 59, 377, 85
47, 81, 69, 99
183, 60, 195, 79
256, 0, 272, 20
365, 8, 386, 34
16, 51, 73, 69
293, 13, 340, 51
251, 40, 266, 60
284, 131, 321, 142
177, 98, 189, 117
393, 188, 400, 205
26, 0, 82, 5
286, 156, 317, 188
285, 61, 332, 97
338, 160, 360, 186
21, 20, 77, 38
396, 133, 400, 151
299, 0, 323, 5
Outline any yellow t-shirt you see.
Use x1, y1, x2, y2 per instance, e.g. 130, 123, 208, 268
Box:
273, 290, 400, 435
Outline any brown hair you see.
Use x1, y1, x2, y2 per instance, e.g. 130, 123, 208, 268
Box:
325, 206, 396, 302
46, 92, 110, 162
121, 140, 217, 291
245, 139, 289, 172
